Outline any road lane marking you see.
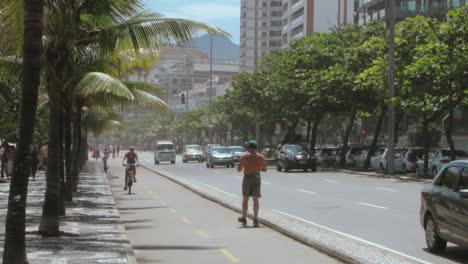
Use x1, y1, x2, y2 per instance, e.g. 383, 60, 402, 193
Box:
190, 180, 240, 198
181, 217, 192, 224
325, 179, 338, 183
376, 187, 400, 192
196, 230, 210, 239
220, 249, 240, 263
262, 181, 272, 185
272, 210, 431, 264
357, 202, 388, 210
296, 189, 317, 195
169, 208, 177, 213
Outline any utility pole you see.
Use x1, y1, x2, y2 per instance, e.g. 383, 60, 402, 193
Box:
386, 0, 396, 175
208, 34, 213, 143
184, 56, 191, 112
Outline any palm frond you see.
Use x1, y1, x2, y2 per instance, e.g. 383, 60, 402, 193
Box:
124, 81, 164, 96
131, 89, 167, 109
0, 57, 22, 83
75, 72, 135, 100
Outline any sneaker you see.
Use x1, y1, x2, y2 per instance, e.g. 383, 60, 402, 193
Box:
253, 219, 259, 228
237, 217, 247, 225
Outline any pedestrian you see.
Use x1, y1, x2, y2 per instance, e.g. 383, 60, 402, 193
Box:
111, 144, 116, 159
116, 145, 120, 156
236, 140, 267, 227
40, 143, 48, 170
6, 144, 16, 179
0, 143, 6, 179
30, 144, 39, 180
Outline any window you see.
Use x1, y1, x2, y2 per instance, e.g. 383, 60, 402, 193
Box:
460, 168, 468, 190
439, 166, 460, 191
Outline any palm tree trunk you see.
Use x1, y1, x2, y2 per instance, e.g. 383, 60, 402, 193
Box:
64, 99, 73, 201
58, 106, 66, 216
364, 111, 385, 170
340, 110, 357, 167
309, 113, 322, 173
3, 1, 44, 262
39, 46, 67, 237
71, 99, 83, 191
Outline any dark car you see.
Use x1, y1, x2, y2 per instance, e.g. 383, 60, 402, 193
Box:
420, 160, 468, 253
206, 146, 235, 168
276, 144, 313, 172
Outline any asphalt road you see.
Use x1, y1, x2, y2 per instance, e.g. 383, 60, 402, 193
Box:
107, 156, 341, 264
134, 151, 468, 264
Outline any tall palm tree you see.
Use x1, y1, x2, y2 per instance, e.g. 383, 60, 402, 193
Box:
2, 0, 44, 262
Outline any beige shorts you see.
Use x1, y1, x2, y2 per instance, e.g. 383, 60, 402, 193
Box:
242, 174, 261, 197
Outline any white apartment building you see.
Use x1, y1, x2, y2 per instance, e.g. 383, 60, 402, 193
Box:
281, 0, 354, 46
240, 0, 283, 73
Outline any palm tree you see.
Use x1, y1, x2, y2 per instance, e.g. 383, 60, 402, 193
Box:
2, 0, 44, 262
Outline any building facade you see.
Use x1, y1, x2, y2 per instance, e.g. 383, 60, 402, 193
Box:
281, 0, 354, 46
240, 0, 283, 73
356, 0, 466, 25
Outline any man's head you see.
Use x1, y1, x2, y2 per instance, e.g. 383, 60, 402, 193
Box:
246, 140, 257, 153
130, 146, 135, 152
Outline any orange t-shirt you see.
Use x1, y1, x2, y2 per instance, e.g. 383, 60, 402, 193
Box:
238, 152, 267, 176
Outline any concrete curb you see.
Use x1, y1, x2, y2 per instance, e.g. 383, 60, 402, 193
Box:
318, 167, 432, 183
142, 165, 424, 264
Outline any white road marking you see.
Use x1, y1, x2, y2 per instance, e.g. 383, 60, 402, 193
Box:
296, 189, 317, 195
190, 180, 240, 198
262, 181, 272, 185
325, 179, 338, 183
273, 210, 431, 264
376, 187, 400, 192
357, 202, 389, 210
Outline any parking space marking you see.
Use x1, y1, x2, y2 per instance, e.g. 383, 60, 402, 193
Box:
262, 181, 272, 185
296, 189, 317, 195
325, 179, 338, 183
190, 180, 240, 198
196, 230, 210, 239
376, 187, 400, 192
220, 249, 240, 263
357, 202, 388, 210
181, 217, 192, 225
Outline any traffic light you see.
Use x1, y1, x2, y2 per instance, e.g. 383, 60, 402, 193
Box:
361, 129, 367, 136
181, 93, 185, 104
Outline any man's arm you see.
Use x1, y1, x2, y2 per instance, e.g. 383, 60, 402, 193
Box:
122, 154, 127, 164
135, 154, 140, 165
260, 156, 267, 172
237, 157, 244, 172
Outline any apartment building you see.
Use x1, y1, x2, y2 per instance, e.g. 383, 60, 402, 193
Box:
240, 0, 283, 73
281, 0, 354, 46
356, 0, 466, 25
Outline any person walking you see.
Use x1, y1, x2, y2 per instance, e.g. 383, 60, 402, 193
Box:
237, 140, 267, 227
6, 144, 16, 179
0, 142, 7, 179
116, 145, 120, 156
30, 144, 39, 180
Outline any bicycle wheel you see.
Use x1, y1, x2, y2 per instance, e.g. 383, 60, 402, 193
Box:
127, 172, 133, 195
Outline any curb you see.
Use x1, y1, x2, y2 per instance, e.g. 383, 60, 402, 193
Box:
318, 168, 432, 183
141, 165, 424, 264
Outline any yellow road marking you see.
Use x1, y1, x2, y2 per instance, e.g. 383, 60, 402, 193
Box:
220, 249, 240, 263
181, 217, 192, 224
169, 208, 177, 213
196, 230, 210, 239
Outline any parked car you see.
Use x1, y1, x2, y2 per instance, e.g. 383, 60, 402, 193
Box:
276, 144, 313, 172
228, 146, 245, 162
346, 145, 365, 166
206, 146, 235, 168
415, 149, 468, 177
400, 147, 424, 173
370, 147, 405, 172
153, 141, 176, 164
316, 146, 338, 166
354, 147, 369, 168
182, 145, 204, 163
420, 160, 468, 253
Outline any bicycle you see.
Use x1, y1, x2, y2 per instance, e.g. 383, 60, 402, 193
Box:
123, 164, 138, 195
103, 155, 109, 173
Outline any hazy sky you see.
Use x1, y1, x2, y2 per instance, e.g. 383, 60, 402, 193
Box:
144, 0, 240, 44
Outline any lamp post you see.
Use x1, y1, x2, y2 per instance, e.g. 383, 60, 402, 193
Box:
386, 0, 396, 175
208, 34, 213, 143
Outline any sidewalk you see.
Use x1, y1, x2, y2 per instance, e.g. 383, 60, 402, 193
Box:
0, 162, 135, 264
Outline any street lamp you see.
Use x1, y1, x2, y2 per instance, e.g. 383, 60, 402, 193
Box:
208, 34, 213, 143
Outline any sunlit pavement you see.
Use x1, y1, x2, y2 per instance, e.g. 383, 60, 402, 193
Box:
132, 151, 468, 264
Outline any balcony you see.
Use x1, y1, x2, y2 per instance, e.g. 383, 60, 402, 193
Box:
291, 14, 304, 28
291, 31, 304, 40
291, 0, 305, 12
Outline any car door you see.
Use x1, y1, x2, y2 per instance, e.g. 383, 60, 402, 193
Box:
433, 166, 461, 239
450, 167, 468, 246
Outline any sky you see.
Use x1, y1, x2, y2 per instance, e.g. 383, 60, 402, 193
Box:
144, 0, 240, 44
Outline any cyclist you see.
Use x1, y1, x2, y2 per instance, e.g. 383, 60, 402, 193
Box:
122, 147, 139, 190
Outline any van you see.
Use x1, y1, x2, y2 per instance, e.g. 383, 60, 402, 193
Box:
154, 141, 176, 164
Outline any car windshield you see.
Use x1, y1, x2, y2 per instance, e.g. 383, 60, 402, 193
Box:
157, 144, 174, 150
229, 147, 244, 153
350, 148, 363, 154
286, 145, 305, 153
212, 147, 231, 154
186, 146, 201, 152
321, 148, 336, 155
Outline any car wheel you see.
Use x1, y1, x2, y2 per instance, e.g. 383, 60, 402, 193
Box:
425, 215, 447, 253
155, 159, 159, 165
432, 167, 438, 177
277, 165, 282, 172
183, 159, 187, 163
171, 160, 175, 164
231, 163, 235, 168
210, 164, 214, 168
284, 163, 289, 172
402, 164, 407, 173
206, 163, 209, 168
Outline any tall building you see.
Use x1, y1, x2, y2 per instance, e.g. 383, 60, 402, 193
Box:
240, 0, 283, 73
356, 0, 466, 25
281, 0, 354, 46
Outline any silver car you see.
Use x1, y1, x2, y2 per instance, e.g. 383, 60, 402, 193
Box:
399, 147, 424, 173
316, 147, 338, 166
415, 149, 468, 178
370, 147, 405, 172
206, 147, 235, 168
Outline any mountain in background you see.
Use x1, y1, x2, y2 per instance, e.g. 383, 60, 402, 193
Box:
189, 35, 240, 61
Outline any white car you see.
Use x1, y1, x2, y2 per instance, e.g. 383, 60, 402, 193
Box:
154, 141, 176, 164
370, 147, 405, 172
